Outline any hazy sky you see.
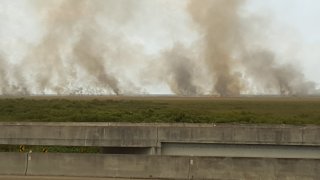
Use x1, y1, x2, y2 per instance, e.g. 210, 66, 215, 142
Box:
0, 0, 319, 94
247, 0, 320, 87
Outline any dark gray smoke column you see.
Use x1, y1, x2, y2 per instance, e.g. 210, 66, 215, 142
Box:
188, 0, 244, 96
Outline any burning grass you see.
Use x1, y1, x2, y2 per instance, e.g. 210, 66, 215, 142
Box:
0, 96, 320, 125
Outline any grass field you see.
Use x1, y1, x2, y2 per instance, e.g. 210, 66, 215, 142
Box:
0, 96, 320, 125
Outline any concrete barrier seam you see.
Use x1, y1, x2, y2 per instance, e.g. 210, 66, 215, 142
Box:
187, 157, 192, 180
156, 126, 160, 150
24, 152, 29, 176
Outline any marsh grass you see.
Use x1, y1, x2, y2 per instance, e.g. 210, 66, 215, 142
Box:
0, 97, 319, 124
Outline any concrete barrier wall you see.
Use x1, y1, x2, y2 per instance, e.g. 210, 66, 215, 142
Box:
23, 153, 320, 179
0, 123, 157, 147
158, 124, 320, 145
161, 143, 320, 158
0, 153, 27, 176
26, 153, 189, 179
0, 123, 320, 147
190, 157, 320, 180
302, 126, 320, 145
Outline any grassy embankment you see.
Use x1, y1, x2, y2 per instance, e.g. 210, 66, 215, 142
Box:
1, 96, 319, 153
0, 97, 320, 124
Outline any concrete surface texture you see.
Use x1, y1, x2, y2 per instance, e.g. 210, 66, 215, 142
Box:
0, 153, 27, 176
0, 153, 319, 179
26, 153, 189, 179
0, 123, 320, 147
0, 176, 138, 180
161, 143, 320, 158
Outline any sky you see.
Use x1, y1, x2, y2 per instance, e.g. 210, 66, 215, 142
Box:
0, 0, 319, 94
246, 0, 320, 87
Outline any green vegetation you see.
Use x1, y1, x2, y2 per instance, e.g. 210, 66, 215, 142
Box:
0, 97, 320, 125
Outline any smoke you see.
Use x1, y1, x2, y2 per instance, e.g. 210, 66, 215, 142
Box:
187, 0, 316, 96
188, 0, 244, 96
161, 44, 198, 96
0, 56, 8, 94
0, 0, 144, 95
25, 0, 123, 94
73, 31, 119, 95
243, 50, 316, 95
0, 55, 29, 95
0, 0, 318, 96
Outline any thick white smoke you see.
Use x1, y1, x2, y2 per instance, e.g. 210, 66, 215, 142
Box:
0, 0, 318, 96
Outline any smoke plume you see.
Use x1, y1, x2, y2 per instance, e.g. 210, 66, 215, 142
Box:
162, 44, 198, 96
243, 50, 316, 95
27, 0, 121, 94
0, 0, 143, 95
0, 56, 8, 94
188, 0, 244, 96
0, 0, 317, 96
187, 0, 316, 96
